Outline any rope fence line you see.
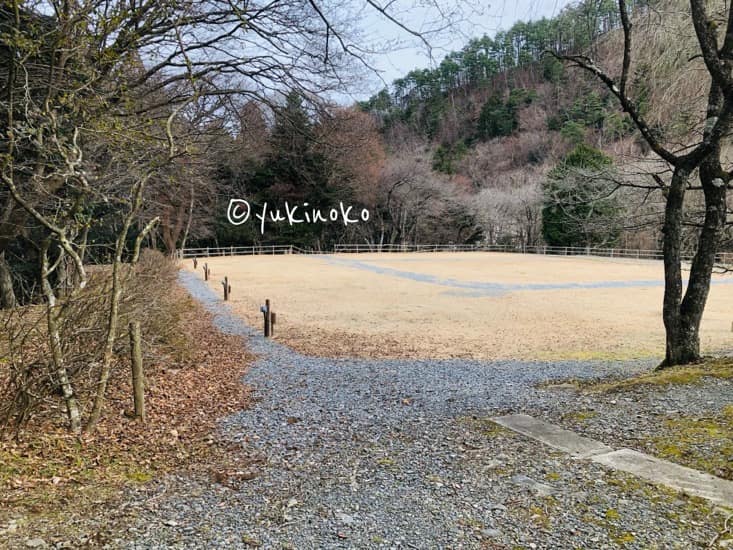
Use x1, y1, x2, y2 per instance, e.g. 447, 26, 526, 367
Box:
178, 244, 733, 265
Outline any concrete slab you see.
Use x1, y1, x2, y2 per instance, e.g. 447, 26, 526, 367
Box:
492, 414, 733, 507
491, 414, 613, 458
591, 448, 733, 508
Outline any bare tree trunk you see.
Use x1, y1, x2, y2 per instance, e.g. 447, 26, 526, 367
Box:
0, 252, 16, 309
86, 247, 124, 432
660, 167, 695, 366
40, 243, 81, 433
178, 184, 195, 254
86, 179, 158, 432
662, 146, 729, 366
552, 0, 733, 367
55, 254, 77, 298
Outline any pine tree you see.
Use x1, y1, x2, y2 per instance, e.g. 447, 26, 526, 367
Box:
541, 144, 622, 247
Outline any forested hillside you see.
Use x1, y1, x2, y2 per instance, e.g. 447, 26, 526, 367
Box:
351, 0, 731, 252
192, 0, 732, 253
6, 0, 733, 542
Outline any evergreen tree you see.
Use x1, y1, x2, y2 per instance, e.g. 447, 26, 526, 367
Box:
432, 142, 468, 174
477, 95, 517, 140
541, 144, 622, 247
361, 0, 630, 137
249, 91, 336, 247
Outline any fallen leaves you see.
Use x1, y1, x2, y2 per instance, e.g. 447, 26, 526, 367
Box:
212, 469, 259, 487
0, 284, 255, 543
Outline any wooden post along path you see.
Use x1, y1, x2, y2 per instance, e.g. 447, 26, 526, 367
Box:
129, 321, 145, 422
222, 276, 231, 300
262, 299, 276, 337
203, 263, 210, 281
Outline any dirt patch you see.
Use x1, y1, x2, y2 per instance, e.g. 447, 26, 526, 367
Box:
185, 252, 733, 361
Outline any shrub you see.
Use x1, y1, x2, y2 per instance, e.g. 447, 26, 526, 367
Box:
560, 121, 586, 145
0, 249, 188, 433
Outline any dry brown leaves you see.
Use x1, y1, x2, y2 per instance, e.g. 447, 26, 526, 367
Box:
0, 285, 254, 538
280, 325, 474, 360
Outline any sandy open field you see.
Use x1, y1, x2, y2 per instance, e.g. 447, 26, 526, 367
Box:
183, 252, 733, 361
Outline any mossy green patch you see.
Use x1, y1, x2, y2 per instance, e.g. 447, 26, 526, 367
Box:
521, 496, 557, 530
241, 534, 262, 547
125, 469, 153, 483
649, 413, 733, 480
578, 357, 733, 393
578, 496, 638, 545
605, 473, 725, 534
561, 410, 597, 423
613, 532, 635, 544
456, 416, 511, 438
528, 504, 551, 528
376, 457, 396, 468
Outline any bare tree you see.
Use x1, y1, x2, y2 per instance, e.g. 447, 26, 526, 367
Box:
2, 0, 474, 432
472, 168, 544, 247
362, 147, 475, 246
550, 0, 733, 367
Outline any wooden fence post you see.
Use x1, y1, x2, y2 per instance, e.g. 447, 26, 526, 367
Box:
203, 263, 209, 281
263, 299, 271, 337
193, 258, 198, 269
222, 276, 230, 300
129, 321, 145, 422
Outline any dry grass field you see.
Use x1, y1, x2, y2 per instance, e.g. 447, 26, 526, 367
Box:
184, 252, 733, 361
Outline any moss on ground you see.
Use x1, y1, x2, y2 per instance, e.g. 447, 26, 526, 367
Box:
578, 357, 733, 393
546, 358, 733, 481
376, 456, 397, 468
647, 407, 733, 480
581, 471, 730, 547
457, 416, 512, 439
561, 410, 597, 424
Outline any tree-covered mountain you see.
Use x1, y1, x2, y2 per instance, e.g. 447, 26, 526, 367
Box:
349, 0, 729, 252
359, 0, 642, 140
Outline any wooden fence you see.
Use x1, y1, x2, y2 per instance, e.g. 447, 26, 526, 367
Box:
333, 243, 733, 263
179, 245, 305, 258
179, 243, 733, 264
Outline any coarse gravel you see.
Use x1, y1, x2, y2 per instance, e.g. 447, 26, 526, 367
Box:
116, 271, 730, 549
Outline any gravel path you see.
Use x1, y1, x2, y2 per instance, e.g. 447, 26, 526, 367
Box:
321, 255, 733, 297
121, 272, 729, 549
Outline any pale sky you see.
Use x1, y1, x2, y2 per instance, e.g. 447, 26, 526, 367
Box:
346, 0, 573, 101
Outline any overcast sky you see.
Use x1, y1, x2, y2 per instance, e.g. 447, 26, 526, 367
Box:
345, 0, 573, 102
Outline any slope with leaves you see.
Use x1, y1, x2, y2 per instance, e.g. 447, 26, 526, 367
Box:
0, 285, 254, 546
